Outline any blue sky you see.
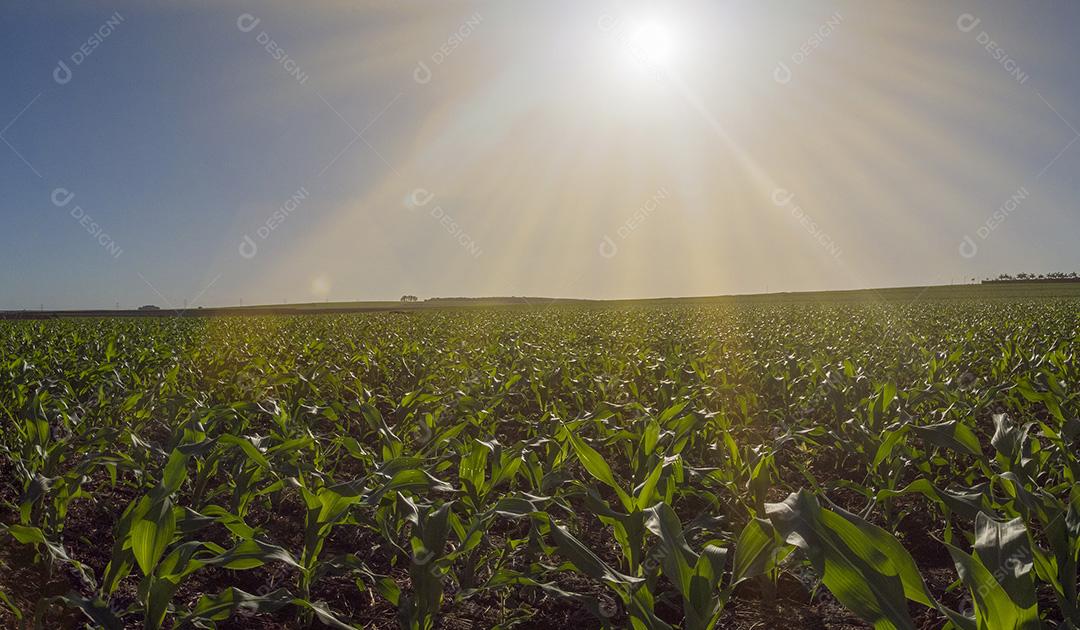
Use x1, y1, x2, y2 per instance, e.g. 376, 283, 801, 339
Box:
2, 1, 1079, 309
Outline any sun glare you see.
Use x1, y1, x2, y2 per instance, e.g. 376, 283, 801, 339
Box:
600, 13, 682, 80
627, 19, 674, 67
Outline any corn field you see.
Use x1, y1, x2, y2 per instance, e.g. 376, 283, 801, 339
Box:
1, 300, 1078, 629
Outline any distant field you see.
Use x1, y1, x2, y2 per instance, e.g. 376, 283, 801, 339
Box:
2, 297, 1078, 628
6, 281, 1080, 320
238, 281, 1080, 310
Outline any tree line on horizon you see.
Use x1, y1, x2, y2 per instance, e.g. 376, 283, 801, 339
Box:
985, 271, 1080, 282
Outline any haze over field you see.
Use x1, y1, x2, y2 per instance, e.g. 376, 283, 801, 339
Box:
3, 1, 1080, 309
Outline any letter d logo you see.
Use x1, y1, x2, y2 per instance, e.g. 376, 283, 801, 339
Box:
239, 234, 258, 259
773, 62, 792, 85
54, 60, 72, 85
598, 235, 619, 259
413, 61, 432, 84
409, 188, 434, 208
958, 235, 978, 259
956, 13, 981, 33
51, 188, 75, 207
771, 188, 794, 207
237, 13, 260, 33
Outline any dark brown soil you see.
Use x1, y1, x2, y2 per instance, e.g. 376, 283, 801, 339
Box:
0, 458, 981, 630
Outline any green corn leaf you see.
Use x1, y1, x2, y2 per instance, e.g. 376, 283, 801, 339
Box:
367, 573, 402, 606
6, 524, 97, 590
155, 540, 209, 581
146, 574, 182, 630
131, 498, 177, 575
766, 490, 918, 630
644, 504, 729, 630
491, 493, 549, 517
829, 504, 964, 616
207, 539, 302, 570
267, 436, 315, 457
877, 479, 990, 520
911, 421, 983, 458
298, 598, 356, 629
731, 518, 779, 584
419, 501, 453, 557
627, 585, 674, 630
550, 522, 643, 586
634, 458, 665, 510
176, 507, 218, 536
482, 568, 644, 627
199, 505, 256, 539
176, 587, 294, 627
658, 401, 688, 424
973, 514, 1036, 600
944, 539, 1040, 630
0, 588, 21, 622
643, 418, 661, 456
688, 544, 728, 627
43, 593, 123, 630
366, 468, 453, 505
643, 503, 698, 596
567, 432, 632, 511
317, 485, 365, 528
872, 426, 910, 469
959, 513, 1041, 629
161, 449, 190, 494
6, 523, 46, 544
219, 435, 271, 470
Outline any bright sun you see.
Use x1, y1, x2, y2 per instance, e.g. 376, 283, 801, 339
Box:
600, 14, 681, 81
626, 19, 674, 67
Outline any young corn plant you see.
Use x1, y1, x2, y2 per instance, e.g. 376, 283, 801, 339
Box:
99, 448, 191, 628
370, 495, 457, 630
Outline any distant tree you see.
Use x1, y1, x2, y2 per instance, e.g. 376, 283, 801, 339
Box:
400, 295, 419, 303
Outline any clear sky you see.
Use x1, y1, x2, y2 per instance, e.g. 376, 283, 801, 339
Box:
2, 0, 1079, 309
